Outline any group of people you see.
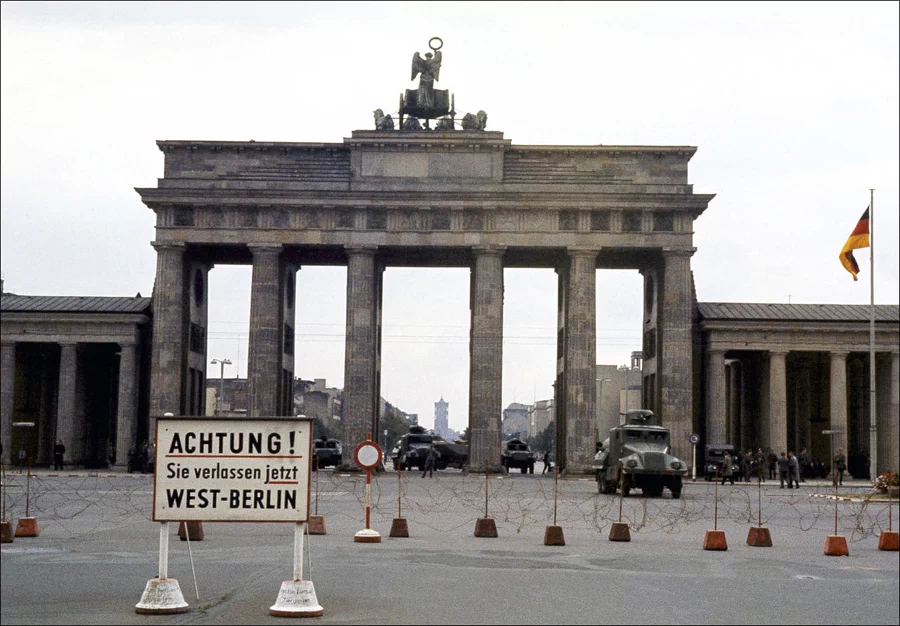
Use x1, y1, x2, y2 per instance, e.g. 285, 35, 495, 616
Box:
127, 440, 156, 473
721, 447, 849, 488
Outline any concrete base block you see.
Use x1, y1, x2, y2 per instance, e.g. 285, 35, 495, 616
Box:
878, 531, 899, 551
389, 517, 409, 538
474, 517, 498, 538
14, 516, 38, 537
608, 522, 631, 542
703, 529, 728, 551
269, 580, 324, 618
0, 520, 13, 543
353, 528, 381, 543
177, 521, 203, 541
543, 525, 565, 546
824, 535, 849, 556
134, 578, 189, 614
746, 526, 772, 547
307, 515, 326, 535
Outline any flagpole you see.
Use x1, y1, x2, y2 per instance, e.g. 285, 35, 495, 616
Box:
869, 188, 877, 480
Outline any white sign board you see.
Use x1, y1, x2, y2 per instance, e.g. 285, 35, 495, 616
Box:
153, 417, 312, 523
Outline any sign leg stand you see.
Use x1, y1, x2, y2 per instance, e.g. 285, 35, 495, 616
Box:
15, 458, 39, 537
1, 462, 13, 544
270, 522, 324, 617
354, 468, 382, 543
135, 522, 189, 614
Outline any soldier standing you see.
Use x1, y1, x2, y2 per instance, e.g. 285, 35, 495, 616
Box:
777, 451, 790, 488
721, 451, 735, 485
834, 448, 847, 486
53, 439, 66, 471
422, 444, 439, 478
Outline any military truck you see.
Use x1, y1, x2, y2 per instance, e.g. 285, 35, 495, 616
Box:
501, 438, 536, 473
592, 409, 687, 498
312, 437, 342, 470
391, 426, 468, 471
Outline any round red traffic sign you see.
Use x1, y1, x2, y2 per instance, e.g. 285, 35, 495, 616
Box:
354, 440, 383, 471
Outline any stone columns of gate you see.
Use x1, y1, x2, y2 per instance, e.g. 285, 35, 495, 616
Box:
1, 342, 15, 464
767, 349, 788, 457
248, 244, 284, 417
149, 241, 187, 430
728, 360, 741, 447
114, 343, 139, 467
829, 351, 849, 452
342, 245, 381, 462
660, 249, 695, 463
468, 246, 505, 472
706, 350, 727, 446
563, 249, 597, 474
57, 342, 78, 464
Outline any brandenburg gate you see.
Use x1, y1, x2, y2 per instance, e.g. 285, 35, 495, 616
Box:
136, 43, 713, 471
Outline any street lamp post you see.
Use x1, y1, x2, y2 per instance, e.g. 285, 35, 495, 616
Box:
210, 358, 232, 416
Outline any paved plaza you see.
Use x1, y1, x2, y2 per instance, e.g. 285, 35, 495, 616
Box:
1, 467, 898, 625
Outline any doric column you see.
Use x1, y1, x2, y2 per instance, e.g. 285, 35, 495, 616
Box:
705, 350, 727, 445
342, 246, 380, 458
468, 246, 505, 472
1, 343, 15, 464
114, 343, 138, 467
830, 351, 849, 451
563, 249, 597, 473
149, 241, 186, 431
248, 244, 283, 417
876, 353, 896, 476
56, 342, 78, 463
768, 349, 788, 456
887, 353, 899, 473
660, 249, 694, 462
728, 360, 741, 447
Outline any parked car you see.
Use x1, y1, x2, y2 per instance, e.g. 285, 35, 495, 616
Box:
704, 444, 739, 481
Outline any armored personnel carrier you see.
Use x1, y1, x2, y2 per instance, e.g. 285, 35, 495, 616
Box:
592, 409, 686, 498
391, 426, 468, 471
501, 438, 536, 473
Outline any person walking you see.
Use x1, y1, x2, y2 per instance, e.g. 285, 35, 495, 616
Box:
834, 448, 847, 486
741, 450, 753, 483
787, 451, 800, 489
542, 450, 553, 475
421, 444, 439, 478
767, 451, 778, 480
721, 451, 735, 485
53, 439, 66, 471
777, 451, 790, 488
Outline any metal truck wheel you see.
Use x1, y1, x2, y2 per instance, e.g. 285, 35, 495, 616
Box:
670, 476, 683, 499
529, 464, 534, 474
622, 476, 632, 497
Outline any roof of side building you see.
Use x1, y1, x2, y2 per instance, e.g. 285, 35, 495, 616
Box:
697, 302, 899, 323
0, 294, 152, 314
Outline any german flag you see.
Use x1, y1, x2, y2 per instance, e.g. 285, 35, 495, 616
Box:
839, 208, 870, 281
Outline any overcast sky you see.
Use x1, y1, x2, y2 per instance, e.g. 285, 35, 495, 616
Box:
2, 1, 898, 432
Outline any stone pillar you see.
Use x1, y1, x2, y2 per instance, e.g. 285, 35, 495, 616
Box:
56, 343, 78, 463
554, 266, 567, 469
728, 360, 741, 447
468, 246, 505, 472
705, 350, 727, 445
740, 360, 752, 451
660, 249, 694, 462
149, 241, 186, 431
114, 343, 138, 468
342, 246, 380, 459
1, 343, 15, 464
768, 350, 788, 456
248, 244, 283, 417
830, 351, 849, 452
561, 250, 597, 473
887, 353, 899, 473
875, 353, 895, 475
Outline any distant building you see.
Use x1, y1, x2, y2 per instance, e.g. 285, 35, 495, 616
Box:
528, 399, 554, 439
205, 377, 248, 416
294, 378, 342, 436
433, 397, 449, 439
503, 402, 530, 439
596, 358, 642, 440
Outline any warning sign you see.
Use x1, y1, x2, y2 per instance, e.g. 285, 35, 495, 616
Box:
152, 417, 312, 523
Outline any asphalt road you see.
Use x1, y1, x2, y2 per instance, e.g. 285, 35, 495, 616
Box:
1, 469, 897, 625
